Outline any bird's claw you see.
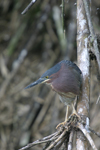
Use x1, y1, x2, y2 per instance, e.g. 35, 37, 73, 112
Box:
71, 112, 81, 120
56, 121, 66, 129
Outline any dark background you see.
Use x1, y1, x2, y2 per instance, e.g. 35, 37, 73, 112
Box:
0, 0, 100, 149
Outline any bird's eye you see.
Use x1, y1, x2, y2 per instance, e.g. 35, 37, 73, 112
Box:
45, 76, 48, 78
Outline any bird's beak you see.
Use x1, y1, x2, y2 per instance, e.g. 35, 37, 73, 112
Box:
24, 78, 50, 89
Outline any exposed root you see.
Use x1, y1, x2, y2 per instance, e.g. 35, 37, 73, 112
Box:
19, 114, 99, 150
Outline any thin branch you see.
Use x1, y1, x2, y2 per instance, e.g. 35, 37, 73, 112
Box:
19, 131, 59, 150
77, 123, 98, 150
61, 0, 65, 36
19, 114, 100, 150
42, 142, 51, 150
67, 130, 74, 150
96, 94, 100, 104
88, 127, 100, 138
54, 136, 67, 149
21, 0, 37, 15
46, 129, 67, 150
83, 0, 100, 70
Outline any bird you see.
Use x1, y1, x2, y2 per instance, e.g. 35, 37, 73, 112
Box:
25, 60, 82, 128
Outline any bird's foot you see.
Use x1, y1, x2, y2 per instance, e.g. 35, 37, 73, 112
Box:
56, 121, 67, 129
69, 112, 81, 122
71, 106, 81, 120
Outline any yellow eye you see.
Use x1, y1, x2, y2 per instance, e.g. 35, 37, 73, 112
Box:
45, 76, 48, 78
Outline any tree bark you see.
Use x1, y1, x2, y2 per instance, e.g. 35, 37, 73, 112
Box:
77, 0, 90, 149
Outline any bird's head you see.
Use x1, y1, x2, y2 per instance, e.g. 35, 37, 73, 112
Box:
24, 61, 61, 89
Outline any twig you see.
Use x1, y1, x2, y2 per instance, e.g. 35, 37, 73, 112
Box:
53, 135, 67, 149
31, 90, 55, 132
77, 123, 98, 150
89, 127, 100, 138
83, 0, 100, 70
42, 142, 51, 150
53, 6, 67, 53
61, 0, 65, 36
96, 94, 100, 104
19, 131, 60, 150
21, 0, 37, 15
46, 129, 67, 150
68, 130, 74, 150
0, 49, 27, 99
19, 114, 100, 150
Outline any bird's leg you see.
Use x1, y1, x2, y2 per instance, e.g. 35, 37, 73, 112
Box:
56, 105, 69, 129
65, 105, 69, 122
72, 103, 77, 114
71, 103, 81, 119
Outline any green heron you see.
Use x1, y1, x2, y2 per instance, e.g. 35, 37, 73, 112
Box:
25, 60, 82, 127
